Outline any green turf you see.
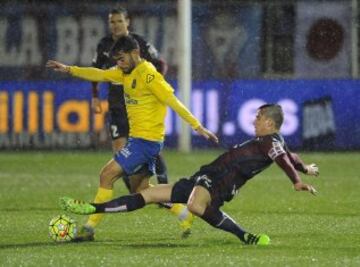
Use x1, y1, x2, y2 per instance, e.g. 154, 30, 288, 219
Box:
0, 150, 359, 266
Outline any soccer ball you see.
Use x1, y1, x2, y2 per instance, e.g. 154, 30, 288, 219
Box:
48, 215, 77, 242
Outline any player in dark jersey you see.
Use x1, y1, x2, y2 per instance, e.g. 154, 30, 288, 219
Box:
60, 104, 319, 245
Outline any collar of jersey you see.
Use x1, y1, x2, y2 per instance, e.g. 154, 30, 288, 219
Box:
124, 59, 146, 76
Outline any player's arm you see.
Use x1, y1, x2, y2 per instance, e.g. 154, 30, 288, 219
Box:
147, 73, 218, 143
274, 154, 317, 195
90, 44, 105, 113
264, 139, 317, 195
46, 60, 123, 83
69, 66, 122, 83
91, 82, 102, 113
286, 150, 319, 176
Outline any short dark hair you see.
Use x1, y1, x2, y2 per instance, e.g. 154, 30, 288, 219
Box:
111, 35, 139, 55
109, 7, 129, 18
259, 104, 284, 129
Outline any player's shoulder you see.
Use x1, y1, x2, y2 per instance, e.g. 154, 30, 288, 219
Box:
260, 133, 287, 159
136, 61, 160, 84
257, 133, 286, 152
137, 60, 157, 74
98, 35, 113, 46
261, 133, 284, 144
129, 32, 147, 44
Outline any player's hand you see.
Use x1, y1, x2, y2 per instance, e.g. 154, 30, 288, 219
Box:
195, 125, 219, 144
294, 182, 317, 196
308, 185, 317, 195
91, 97, 102, 113
305, 163, 319, 177
46, 60, 70, 73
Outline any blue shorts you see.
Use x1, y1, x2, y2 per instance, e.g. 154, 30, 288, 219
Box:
114, 138, 163, 176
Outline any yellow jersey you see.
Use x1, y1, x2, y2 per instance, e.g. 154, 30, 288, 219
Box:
69, 60, 201, 142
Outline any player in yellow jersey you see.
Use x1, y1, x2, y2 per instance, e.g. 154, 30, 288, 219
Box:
46, 35, 218, 241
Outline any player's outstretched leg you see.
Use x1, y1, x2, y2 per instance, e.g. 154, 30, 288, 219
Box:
200, 205, 270, 246
60, 195, 193, 238
60, 193, 146, 215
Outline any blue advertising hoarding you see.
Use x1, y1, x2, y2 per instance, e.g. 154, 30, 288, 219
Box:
0, 79, 359, 150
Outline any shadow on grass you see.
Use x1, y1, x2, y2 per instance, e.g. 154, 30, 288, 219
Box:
0, 242, 63, 250
119, 243, 193, 249
0, 239, 195, 251
10, 238, 355, 252
1, 235, 249, 250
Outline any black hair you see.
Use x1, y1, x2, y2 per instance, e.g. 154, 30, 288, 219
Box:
109, 7, 129, 19
258, 104, 284, 129
111, 35, 139, 55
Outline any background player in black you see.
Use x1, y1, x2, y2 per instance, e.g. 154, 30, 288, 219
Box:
61, 104, 319, 245
91, 7, 168, 188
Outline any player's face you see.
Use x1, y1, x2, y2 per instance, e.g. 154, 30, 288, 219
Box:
114, 51, 136, 74
254, 110, 271, 136
109, 13, 129, 38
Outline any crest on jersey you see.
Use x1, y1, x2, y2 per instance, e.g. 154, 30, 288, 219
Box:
268, 141, 286, 160
146, 74, 155, 83
131, 79, 136, 89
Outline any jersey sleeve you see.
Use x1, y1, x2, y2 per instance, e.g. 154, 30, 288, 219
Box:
91, 39, 107, 68
274, 154, 302, 184
284, 144, 308, 173
260, 136, 302, 184
145, 70, 201, 129
260, 136, 286, 160
69, 66, 123, 83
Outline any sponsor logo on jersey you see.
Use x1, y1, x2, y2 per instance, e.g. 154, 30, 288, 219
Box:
124, 94, 138, 104
126, 99, 138, 104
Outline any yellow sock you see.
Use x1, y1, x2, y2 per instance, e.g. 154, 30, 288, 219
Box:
86, 187, 113, 229
170, 203, 190, 221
